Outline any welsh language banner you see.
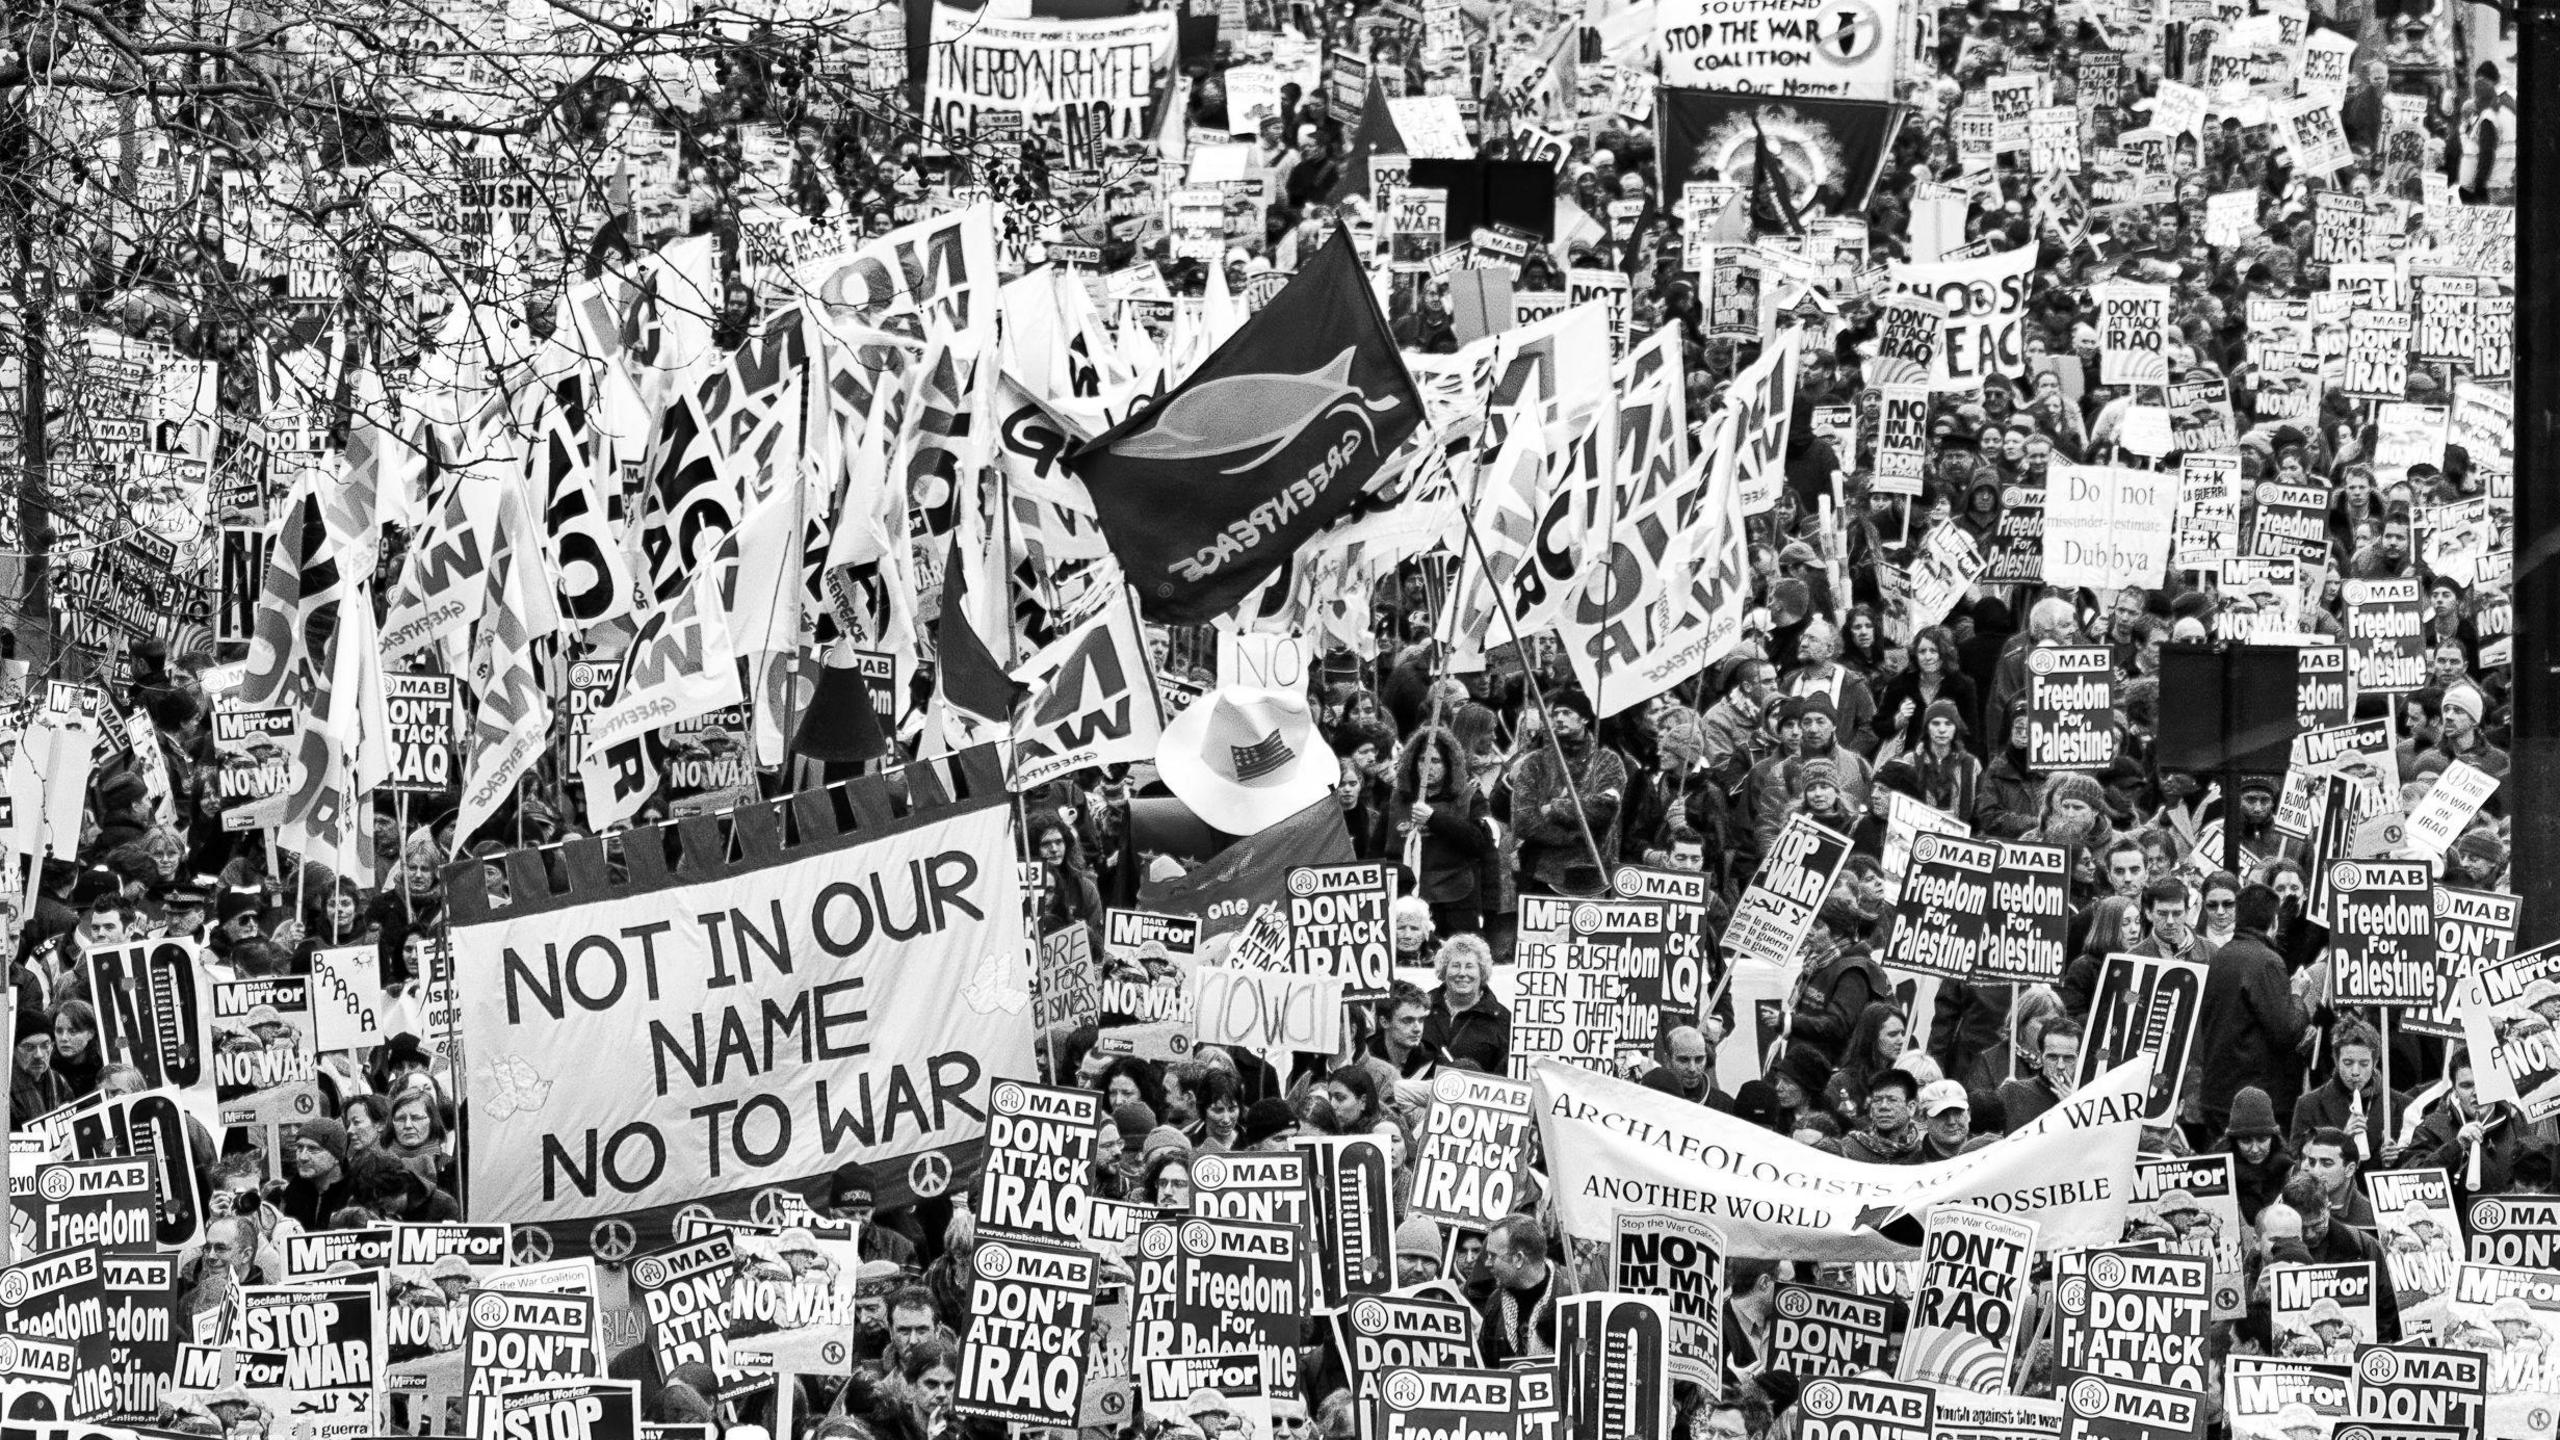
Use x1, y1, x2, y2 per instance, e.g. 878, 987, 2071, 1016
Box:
451, 753, 1032, 1246
1535, 1054, 2152, 1260
926, 8, 1175, 170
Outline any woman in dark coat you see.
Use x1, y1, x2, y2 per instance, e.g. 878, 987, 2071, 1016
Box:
1873, 625, 1983, 758
1391, 727, 1491, 936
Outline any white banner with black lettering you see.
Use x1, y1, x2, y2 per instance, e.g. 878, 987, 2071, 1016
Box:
452, 757, 1032, 1240
1535, 1054, 2152, 1260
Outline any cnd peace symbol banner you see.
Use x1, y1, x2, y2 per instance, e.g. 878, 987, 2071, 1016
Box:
449, 748, 1034, 1254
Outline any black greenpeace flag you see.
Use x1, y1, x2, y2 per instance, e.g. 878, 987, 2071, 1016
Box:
1070, 227, 1422, 623
1655, 87, 1905, 214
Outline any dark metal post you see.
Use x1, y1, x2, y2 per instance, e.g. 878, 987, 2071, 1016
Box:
2515, 1, 2560, 944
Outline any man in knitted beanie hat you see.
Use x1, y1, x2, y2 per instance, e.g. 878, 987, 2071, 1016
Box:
1395, 1216, 1444, 1286
1106, 1102, 1156, 1189
2432, 680, 2510, 782
281, 1118, 358, 1230
2450, 826, 2507, 888
2442, 682, 2486, 728
2221, 1086, 2290, 1220
1238, 1098, 1296, 1149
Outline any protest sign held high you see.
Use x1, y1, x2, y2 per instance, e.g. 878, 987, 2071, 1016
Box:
450, 753, 1031, 1242
0, 0, 2526, 1426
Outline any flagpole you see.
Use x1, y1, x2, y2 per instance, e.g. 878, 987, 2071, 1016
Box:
1460, 501, 1608, 888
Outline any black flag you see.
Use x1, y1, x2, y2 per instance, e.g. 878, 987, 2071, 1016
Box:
1655, 86, 1905, 214
1070, 227, 1422, 623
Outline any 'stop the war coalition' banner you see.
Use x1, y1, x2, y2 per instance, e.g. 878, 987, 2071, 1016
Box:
447, 749, 1032, 1251
1651, 0, 1896, 98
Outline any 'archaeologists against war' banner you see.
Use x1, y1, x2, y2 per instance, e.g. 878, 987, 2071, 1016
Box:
976, 1079, 1101, 1246
956, 1237, 1096, 1427
448, 752, 1031, 1245
1536, 1053, 2154, 1260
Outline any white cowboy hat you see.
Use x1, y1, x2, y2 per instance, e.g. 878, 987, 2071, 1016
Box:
1156, 686, 1339, 836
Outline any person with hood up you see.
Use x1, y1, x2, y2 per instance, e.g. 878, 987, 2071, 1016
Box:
2028, 772, 2121, 898
2216, 1085, 2296, 1223
1954, 475, 2005, 549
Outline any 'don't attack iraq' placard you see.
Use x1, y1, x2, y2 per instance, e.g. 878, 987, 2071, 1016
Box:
1288, 861, 1393, 999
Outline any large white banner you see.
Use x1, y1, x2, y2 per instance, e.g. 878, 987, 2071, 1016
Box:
2041, 463, 2175, 590
454, 758, 1033, 1241
1535, 1054, 2152, 1259
1565, 409, 1750, 717
926, 7, 1175, 168
1881, 245, 2041, 392
1653, 0, 1895, 99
